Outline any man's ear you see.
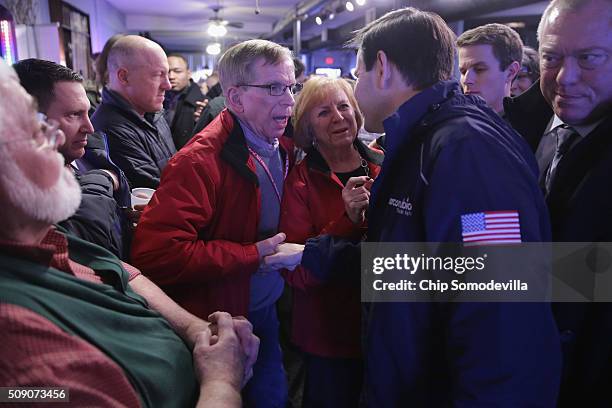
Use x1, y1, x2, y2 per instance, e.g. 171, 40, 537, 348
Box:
375, 50, 391, 89
376, 50, 404, 90
506, 61, 521, 84
225, 87, 244, 113
117, 68, 129, 86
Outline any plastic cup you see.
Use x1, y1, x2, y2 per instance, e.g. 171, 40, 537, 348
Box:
131, 188, 155, 208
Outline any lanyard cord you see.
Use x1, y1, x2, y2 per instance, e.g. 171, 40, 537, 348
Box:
247, 146, 289, 204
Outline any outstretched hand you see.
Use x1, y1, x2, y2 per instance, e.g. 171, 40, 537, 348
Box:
255, 233, 286, 273
263, 242, 304, 271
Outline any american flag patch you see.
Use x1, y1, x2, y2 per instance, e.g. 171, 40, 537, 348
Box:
461, 211, 521, 246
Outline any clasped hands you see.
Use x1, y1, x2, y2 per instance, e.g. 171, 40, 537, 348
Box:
255, 232, 304, 272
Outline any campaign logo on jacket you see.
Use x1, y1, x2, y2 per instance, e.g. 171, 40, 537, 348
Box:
388, 195, 413, 217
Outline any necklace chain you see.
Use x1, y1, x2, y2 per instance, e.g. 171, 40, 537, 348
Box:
360, 158, 370, 177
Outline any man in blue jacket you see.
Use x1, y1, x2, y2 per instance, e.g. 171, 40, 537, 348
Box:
14, 59, 132, 259
269, 7, 562, 407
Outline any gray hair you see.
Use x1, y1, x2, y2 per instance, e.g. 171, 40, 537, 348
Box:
217, 39, 293, 92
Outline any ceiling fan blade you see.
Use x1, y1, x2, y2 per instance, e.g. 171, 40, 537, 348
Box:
227, 22, 244, 29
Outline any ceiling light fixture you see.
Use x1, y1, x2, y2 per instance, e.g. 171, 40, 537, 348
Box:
207, 22, 227, 37
355, 0, 366, 5
315, 16, 323, 25
345, 1, 355, 12
206, 42, 222, 55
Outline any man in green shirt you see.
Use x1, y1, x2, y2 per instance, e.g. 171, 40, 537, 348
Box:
0, 57, 258, 408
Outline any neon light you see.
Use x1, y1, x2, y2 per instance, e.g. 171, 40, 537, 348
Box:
1, 20, 15, 65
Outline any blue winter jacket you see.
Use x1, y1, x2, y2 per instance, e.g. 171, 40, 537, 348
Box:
302, 80, 562, 407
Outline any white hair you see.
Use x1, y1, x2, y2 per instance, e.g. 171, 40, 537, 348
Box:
0, 151, 82, 224
0, 58, 82, 224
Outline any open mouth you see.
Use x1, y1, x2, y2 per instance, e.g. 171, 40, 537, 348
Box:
273, 115, 289, 125
332, 127, 350, 135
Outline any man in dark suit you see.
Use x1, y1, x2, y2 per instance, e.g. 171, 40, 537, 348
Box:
164, 54, 206, 150
504, 0, 612, 405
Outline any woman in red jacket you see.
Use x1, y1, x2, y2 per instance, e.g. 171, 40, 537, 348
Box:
280, 76, 383, 407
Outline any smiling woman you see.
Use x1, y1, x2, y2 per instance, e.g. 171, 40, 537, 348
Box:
279, 75, 383, 407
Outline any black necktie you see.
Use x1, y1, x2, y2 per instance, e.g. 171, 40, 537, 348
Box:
545, 126, 578, 193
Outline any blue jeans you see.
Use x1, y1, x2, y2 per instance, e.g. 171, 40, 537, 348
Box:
243, 303, 288, 407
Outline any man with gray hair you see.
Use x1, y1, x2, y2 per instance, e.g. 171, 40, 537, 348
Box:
91, 35, 176, 188
505, 0, 612, 405
132, 39, 299, 406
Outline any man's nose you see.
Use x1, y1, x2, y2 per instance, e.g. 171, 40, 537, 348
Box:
161, 74, 172, 90
82, 116, 94, 134
556, 57, 580, 86
280, 88, 295, 106
462, 69, 476, 85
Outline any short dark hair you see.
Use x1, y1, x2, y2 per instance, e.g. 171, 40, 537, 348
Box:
348, 7, 456, 90
521, 46, 540, 81
167, 53, 189, 69
457, 23, 523, 71
293, 57, 305, 79
13, 58, 83, 113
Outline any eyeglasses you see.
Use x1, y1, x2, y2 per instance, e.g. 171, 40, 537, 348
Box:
239, 83, 303, 96
0, 113, 63, 150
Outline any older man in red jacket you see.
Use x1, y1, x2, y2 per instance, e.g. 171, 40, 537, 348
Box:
131, 39, 298, 406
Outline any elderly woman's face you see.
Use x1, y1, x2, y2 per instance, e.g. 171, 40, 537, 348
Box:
308, 87, 358, 151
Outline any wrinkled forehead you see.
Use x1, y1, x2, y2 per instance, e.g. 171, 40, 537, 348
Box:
251, 57, 295, 83
0, 66, 38, 144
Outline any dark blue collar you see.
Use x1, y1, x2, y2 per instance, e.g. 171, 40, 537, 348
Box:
383, 80, 461, 163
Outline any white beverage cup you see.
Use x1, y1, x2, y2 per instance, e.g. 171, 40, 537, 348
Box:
131, 187, 155, 208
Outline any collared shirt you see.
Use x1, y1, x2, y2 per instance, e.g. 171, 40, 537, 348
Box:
0, 229, 142, 406
237, 119, 285, 312
535, 115, 605, 174
0, 228, 140, 283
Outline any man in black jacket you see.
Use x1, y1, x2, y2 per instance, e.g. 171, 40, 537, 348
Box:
504, 0, 612, 405
164, 54, 205, 150
91, 35, 176, 188
13, 58, 131, 259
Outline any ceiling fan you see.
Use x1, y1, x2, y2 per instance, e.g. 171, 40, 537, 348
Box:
209, 6, 244, 29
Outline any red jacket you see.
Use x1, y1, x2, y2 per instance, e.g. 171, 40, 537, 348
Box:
131, 109, 294, 318
280, 142, 382, 358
